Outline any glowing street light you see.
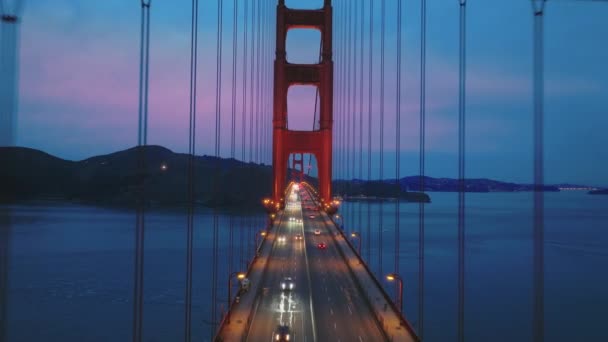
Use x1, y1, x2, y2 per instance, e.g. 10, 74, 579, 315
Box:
351, 231, 362, 256
227, 271, 246, 323
255, 230, 268, 250
386, 273, 404, 313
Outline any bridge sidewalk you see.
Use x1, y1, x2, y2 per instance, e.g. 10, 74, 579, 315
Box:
321, 212, 419, 342
214, 213, 281, 342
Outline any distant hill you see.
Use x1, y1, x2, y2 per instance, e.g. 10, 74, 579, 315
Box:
397, 176, 560, 193
0, 146, 430, 207
4, 146, 592, 208
589, 189, 608, 195
0, 146, 272, 207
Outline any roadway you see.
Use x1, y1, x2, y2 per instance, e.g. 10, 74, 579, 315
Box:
245, 185, 386, 341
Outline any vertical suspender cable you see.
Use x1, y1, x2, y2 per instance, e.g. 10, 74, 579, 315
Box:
335, 0, 341, 193
532, 1, 545, 341
418, 0, 426, 337
240, 0, 249, 270
247, 0, 256, 266
339, 0, 346, 194
366, 0, 374, 263
242, 0, 249, 163
249, 0, 256, 163
457, 1, 467, 341
228, 0, 239, 294
351, 0, 357, 232
0, 2, 23, 340
184, 0, 198, 340
352, 0, 358, 187
231, 0, 239, 160
378, 0, 385, 277
0, 0, 22, 147
345, 0, 352, 199
255, 0, 262, 163
133, 2, 151, 342
395, 0, 403, 283
212, 0, 223, 332
358, 0, 364, 231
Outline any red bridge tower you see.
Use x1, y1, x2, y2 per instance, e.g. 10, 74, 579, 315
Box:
272, 0, 333, 204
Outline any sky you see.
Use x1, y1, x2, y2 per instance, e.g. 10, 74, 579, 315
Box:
3, 0, 608, 186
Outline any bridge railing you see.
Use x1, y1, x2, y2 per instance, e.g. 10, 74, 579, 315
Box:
326, 206, 420, 341
328, 215, 417, 339
214, 209, 284, 341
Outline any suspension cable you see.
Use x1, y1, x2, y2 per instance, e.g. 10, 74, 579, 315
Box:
366, 0, 374, 263
0, 4, 23, 336
239, 0, 249, 271
228, 0, 239, 312
133, 2, 151, 342
241, 0, 249, 163
378, 0, 385, 277
0, 0, 22, 147
457, 1, 467, 341
256, 0, 262, 163
211, 0, 224, 332
418, 0, 426, 337
350, 0, 358, 237
184, 0, 199, 340
395, 0, 403, 282
531, 1, 546, 341
338, 2, 346, 196
249, 0, 256, 163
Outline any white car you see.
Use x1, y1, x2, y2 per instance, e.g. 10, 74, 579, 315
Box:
278, 235, 286, 243
280, 277, 295, 291
314, 229, 321, 236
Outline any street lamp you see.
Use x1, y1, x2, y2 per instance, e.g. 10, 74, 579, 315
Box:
333, 214, 344, 230
386, 273, 404, 314
255, 230, 267, 250
227, 271, 246, 323
350, 232, 361, 256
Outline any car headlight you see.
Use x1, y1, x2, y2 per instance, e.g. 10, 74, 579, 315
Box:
275, 334, 280, 341
286, 334, 290, 341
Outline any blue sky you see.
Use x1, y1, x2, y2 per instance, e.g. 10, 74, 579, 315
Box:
5, 0, 608, 186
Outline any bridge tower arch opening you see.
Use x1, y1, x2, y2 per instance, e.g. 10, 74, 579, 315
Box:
288, 152, 317, 185
272, 0, 333, 205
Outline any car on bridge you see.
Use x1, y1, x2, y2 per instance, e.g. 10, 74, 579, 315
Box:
294, 233, 302, 241
280, 277, 294, 291
274, 325, 291, 341
317, 242, 327, 249
314, 229, 321, 235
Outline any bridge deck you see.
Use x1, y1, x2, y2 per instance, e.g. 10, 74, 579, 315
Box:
216, 186, 418, 341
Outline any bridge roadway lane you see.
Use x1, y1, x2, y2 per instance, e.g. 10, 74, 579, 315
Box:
246, 197, 316, 341
246, 188, 386, 341
300, 192, 386, 342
